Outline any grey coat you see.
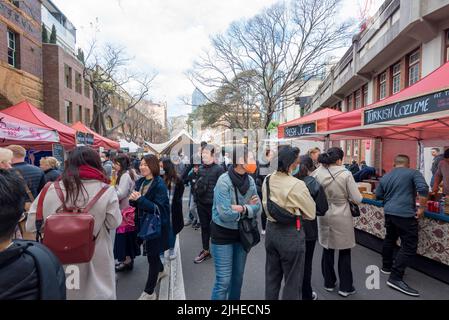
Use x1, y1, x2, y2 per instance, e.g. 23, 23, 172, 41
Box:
313, 165, 363, 250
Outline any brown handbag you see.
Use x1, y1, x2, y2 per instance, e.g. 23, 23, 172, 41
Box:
36, 181, 109, 265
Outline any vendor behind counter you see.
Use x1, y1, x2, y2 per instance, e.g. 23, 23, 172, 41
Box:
433, 149, 449, 196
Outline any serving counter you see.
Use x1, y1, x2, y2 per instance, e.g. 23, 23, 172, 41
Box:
355, 199, 449, 284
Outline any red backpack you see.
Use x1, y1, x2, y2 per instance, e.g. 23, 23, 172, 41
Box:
36, 181, 109, 265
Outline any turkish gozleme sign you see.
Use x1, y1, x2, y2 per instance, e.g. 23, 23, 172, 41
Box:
284, 122, 316, 138
364, 89, 449, 125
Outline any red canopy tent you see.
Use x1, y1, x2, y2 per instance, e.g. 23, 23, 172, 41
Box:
71, 122, 120, 150
0, 111, 59, 148
1, 101, 77, 149
278, 108, 342, 139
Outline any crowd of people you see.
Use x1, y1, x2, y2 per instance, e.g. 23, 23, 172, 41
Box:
0, 141, 446, 300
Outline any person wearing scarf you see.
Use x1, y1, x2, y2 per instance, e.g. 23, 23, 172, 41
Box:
26, 146, 122, 300
210, 146, 261, 300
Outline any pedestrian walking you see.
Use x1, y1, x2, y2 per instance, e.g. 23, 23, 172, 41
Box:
295, 155, 329, 300
210, 147, 261, 300
313, 147, 363, 298
40, 157, 62, 182
129, 155, 170, 300
193, 145, 225, 264
262, 146, 316, 300
185, 162, 201, 229
101, 151, 113, 180
254, 149, 275, 235
26, 146, 122, 300
113, 154, 140, 272
160, 157, 185, 260
376, 154, 429, 297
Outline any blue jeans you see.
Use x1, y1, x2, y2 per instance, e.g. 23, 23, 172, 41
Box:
211, 242, 248, 300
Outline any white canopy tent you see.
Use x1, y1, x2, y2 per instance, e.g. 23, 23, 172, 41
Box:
144, 130, 198, 155
119, 139, 143, 153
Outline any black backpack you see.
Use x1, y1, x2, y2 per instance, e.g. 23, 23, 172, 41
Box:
17, 240, 66, 300
266, 175, 300, 227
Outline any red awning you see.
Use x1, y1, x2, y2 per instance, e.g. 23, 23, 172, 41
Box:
327, 109, 363, 131
71, 122, 120, 150
1, 101, 76, 149
278, 108, 342, 138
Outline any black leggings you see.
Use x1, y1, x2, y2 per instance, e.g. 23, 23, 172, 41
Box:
144, 237, 164, 294
197, 202, 213, 251
302, 240, 316, 300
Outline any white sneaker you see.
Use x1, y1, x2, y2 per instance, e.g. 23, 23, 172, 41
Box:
261, 230, 266, 236
138, 292, 157, 300
157, 270, 168, 282
169, 249, 177, 260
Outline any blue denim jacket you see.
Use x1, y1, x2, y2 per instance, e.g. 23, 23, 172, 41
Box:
212, 173, 261, 230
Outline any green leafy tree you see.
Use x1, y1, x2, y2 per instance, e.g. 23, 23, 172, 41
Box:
42, 24, 49, 43
50, 24, 57, 44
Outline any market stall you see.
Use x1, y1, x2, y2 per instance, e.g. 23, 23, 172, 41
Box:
119, 139, 143, 153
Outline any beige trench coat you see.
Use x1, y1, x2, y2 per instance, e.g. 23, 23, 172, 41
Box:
26, 180, 122, 300
313, 165, 363, 250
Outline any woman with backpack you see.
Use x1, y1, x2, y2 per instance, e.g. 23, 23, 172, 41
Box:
295, 155, 329, 300
210, 146, 261, 300
261, 146, 316, 300
160, 157, 185, 261
26, 146, 122, 300
113, 154, 139, 272
129, 154, 170, 300
312, 147, 363, 298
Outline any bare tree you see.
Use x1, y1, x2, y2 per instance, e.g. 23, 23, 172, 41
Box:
82, 40, 157, 137
188, 0, 353, 130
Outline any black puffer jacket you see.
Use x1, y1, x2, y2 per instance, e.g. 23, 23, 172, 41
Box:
194, 163, 224, 205
299, 176, 329, 241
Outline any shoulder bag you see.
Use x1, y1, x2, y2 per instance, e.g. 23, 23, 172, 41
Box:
233, 183, 260, 253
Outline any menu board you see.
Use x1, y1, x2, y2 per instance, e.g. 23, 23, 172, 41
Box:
364, 89, 449, 125
284, 122, 316, 138
52, 143, 65, 171
76, 131, 95, 145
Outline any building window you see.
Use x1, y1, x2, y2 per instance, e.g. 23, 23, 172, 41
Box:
64, 65, 72, 89
85, 108, 90, 124
346, 141, 352, 161
362, 85, 368, 107
77, 105, 83, 122
391, 63, 401, 94
84, 80, 90, 99
408, 50, 420, 86
75, 72, 82, 94
7, 29, 19, 68
355, 90, 362, 110
354, 140, 359, 158
379, 72, 387, 100
346, 95, 353, 112
65, 101, 73, 124
106, 116, 113, 130
445, 30, 449, 62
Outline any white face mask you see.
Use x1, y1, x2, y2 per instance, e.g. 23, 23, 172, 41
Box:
160, 169, 165, 176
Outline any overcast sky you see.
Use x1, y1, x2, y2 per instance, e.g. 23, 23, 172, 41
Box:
52, 0, 382, 118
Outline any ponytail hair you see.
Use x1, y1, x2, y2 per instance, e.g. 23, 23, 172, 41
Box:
318, 147, 344, 166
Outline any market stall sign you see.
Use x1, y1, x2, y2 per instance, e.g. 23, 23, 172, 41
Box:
364, 89, 449, 125
0, 117, 59, 142
52, 143, 65, 171
76, 131, 94, 145
283, 122, 316, 138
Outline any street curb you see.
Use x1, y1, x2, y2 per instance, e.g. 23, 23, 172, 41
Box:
158, 235, 186, 300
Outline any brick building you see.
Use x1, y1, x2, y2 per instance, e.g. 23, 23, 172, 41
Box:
0, 0, 43, 109
41, 0, 93, 126
309, 0, 449, 175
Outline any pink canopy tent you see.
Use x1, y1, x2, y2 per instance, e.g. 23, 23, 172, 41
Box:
0, 111, 59, 148
71, 122, 120, 150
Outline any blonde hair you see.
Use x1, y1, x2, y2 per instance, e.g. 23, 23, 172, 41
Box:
40, 157, 60, 169
0, 148, 13, 163
308, 147, 321, 156
6, 145, 26, 158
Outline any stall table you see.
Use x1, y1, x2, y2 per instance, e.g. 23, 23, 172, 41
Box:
356, 199, 449, 284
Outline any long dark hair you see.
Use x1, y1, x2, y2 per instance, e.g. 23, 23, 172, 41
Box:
161, 157, 180, 188
61, 146, 106, 204
114, 154, 136, 185
142, 154, 160, 177
277, 146, 300, 174
296, 155, 315, 179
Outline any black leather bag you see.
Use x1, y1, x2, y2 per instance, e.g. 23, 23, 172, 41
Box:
266, 175, 297, 225
233, 186, 260, 253
349, 201, 361, 217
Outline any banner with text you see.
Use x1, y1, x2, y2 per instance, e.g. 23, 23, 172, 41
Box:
283, 122, 316, 138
